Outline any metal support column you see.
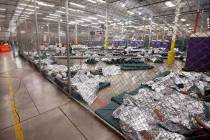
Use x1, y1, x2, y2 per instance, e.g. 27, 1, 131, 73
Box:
148, 18, 152, 47
104, 1, 109, 49
75, 23, 78, 44
58, 21, 61, 43
34, 0, 41, 68
48, 23, 50, 43
167, 0, 182, 65
143, 19, 146, 40
65, 0, 71, 93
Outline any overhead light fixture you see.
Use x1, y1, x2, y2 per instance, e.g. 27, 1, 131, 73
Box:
81, 18, 92, 22
0, 8, 6, 11
97, 15, 106, 18
20, 30, 25, 34
181, 18, 186, 22
36, 1, 55, 7
91, 22, 99, 25
25, 8, 35, 12
186, 24, 190, 27
127, 11, 134, 15
69, 21, 76, 25
46, 16, 58, 19
19, 3, 39, 8
96, 0, 106, 3
15, 10, 22, 13
87, 0, 97, 3
70, 2, 85, 8
17, 7, 24, 10
76, 20, 84, 23
121, 4, 125, 8
138, 12, 142, 15
98, 21, 105, 24
24, 12, 34, 15
43, 17, 57, 21
88, 16, 98, 20
165, 1, 175, 7
56, 10, 65, 14
49, 13, 60, 17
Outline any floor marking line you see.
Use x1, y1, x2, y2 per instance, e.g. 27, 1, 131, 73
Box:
7, 73, 25, 140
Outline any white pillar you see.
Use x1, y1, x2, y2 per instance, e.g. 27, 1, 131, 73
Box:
48, 23, 50, 43
58, 21, 61, 43
148, 18, 152, 47
75, 23, 78, 44
105, 1, 108, 41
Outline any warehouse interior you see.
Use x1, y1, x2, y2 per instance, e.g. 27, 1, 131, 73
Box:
0, 0, 210, 140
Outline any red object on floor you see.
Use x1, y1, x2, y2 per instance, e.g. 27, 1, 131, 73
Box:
95, 98, 108, 107
0, 43, 11, 52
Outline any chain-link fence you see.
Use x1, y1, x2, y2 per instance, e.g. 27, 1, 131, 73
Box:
15, 0, 210, 139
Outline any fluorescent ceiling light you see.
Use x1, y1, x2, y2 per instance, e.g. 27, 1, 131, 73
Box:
80, 24, 89, 27
181, 18, 186, 22
0, 8, 6, 11
23, 12, 34, 15
81, 18, 92, 22
69, 8, 76, 12
43, 18, 57, 21
97, 15, 106, 18
56, 10, 65, 14
70, 8, 84, 12
25, 8, 35, 12
186, 24, 190, 27
113, 18, 120, 22
17, 7, 24, 10
87, 0, 97, 3
117, 22, 124, 25
19, 3, 38, 8
98, 21, 105, 24
15, 10, 22, 13
97, 0, 106, 3
76, 20, 84, 23
121, 4, 125, 8
46, 16, 58, 19
49, 13, 60, 17
91, 25, 100, 28
165, 1, 175, 7
70, 2, 85, 8
91, 22, 99, 25
36, 1, 55, 7
88, 16, 98, 20
127, 11, 134, 15
69, 21, 76, 25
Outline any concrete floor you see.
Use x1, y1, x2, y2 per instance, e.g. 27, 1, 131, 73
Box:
0, 52, 123, 140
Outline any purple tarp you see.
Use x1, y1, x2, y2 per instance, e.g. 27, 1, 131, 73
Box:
184, 37, 210, 72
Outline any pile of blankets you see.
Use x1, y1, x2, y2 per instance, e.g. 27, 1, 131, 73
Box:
113, 72, 210, 140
